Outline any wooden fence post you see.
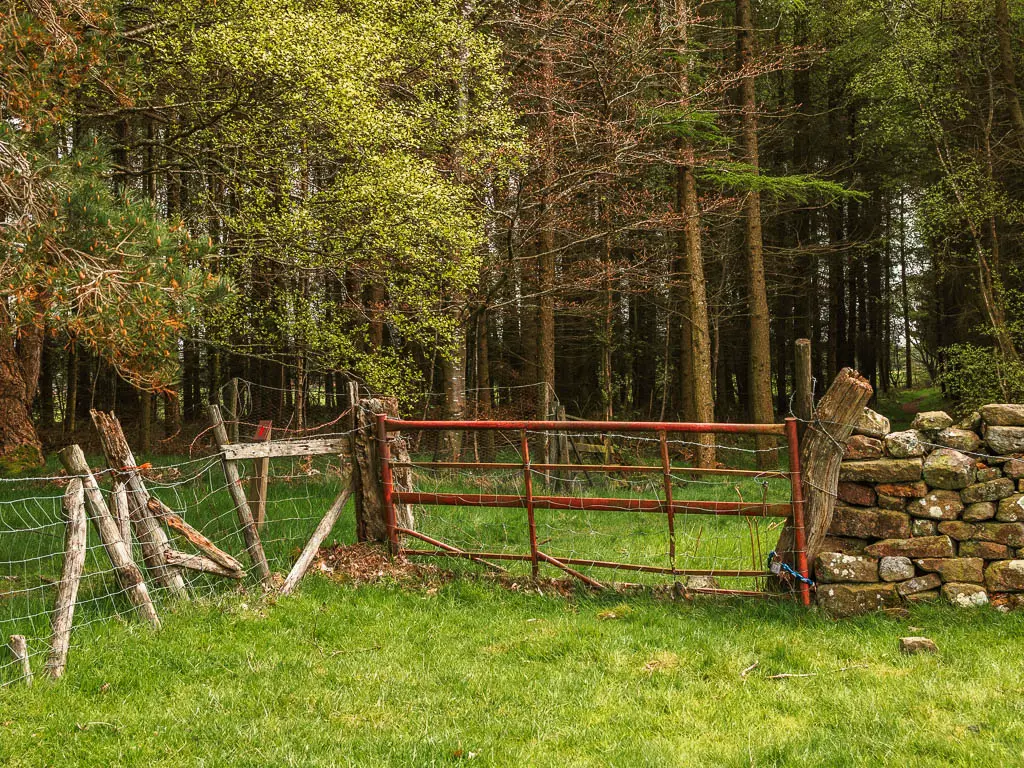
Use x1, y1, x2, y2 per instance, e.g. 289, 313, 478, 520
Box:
58, 445, 160, 628
45, 479, 87, 680
794, 339, 814, 440
9, 635, 31, 686
90, 410, 187, 599
352, 397, 413, 542
249, 420, 272, 530
771, 367, 873, 588
208, 404, 271, 584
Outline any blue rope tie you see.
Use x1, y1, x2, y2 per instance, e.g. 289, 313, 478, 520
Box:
767, 550, 815, 587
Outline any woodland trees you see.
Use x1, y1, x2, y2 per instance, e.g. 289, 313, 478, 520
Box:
2, 0, 1023, 463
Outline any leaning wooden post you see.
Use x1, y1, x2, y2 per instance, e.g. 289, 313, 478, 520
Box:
771, 367, 873, 590
90, 410, 187, 598
9, 635, 31, 686
208, 405, 271, 584
45, 479, 87, 680
57, 445, 160, 628
281, 483, 354, 595
794, 339, 814, 441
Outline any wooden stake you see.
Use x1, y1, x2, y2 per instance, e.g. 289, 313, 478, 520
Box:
163, 549, 244, 579
58, 445, 160, 628
209, 405, 271, 584
111, 478, 131, 544
146, 498, 245, 577
9, 635, 31, 686
794, 339, 814, 440
249, 420, 272, 530
45, 479, 87, 680
281, 484, 353, 595
90, 410, 187, 599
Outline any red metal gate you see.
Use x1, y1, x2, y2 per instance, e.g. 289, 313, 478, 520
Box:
376, 416, 810, 605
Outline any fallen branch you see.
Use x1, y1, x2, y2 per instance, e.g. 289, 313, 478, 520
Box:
766, 663, 868, 680
163, 549, 244, 579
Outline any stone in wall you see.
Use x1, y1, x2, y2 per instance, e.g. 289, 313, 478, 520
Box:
855, 409, 891, 439
878, 494, 906, 511
837, 482, 876, 507
941, 583, 989, 607
821, 536, 869, 555
984, 560, 1024, 592
829, 506, 911, 540
979, 404, 1024, 427
963, 501, 996, 522
907, 491, 963, 520
885, 430, 925, 459
896, 573, 942, 597
879, 556, 914, 582
844, 435, 884, 460
818, 583, 899, 618
911, 519, 937, 537
1005, 458, 1024, 480
958, 540, 1011, 560
961, 479, 1016, 504
922, 448, 976, 490
865, 536, 956, 558
972, 522, 1024, 547
995, 494, 1024, 522
815, 553, 879, 583
840, 458, 923, 484
875, 481, 928, 498
986, 427, 1024, 455
914, 558, 984, 583
935, 428, 982, 453
911, 411, 954, 432
937, 521, 975, 541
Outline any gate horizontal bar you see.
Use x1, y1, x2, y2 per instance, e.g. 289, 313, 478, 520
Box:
398, 548, 770, 578
392, 491, 792, 517
390, 460, 788, 479
385, 418, 787, 436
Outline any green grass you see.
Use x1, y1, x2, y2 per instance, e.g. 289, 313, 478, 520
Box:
875, 387, 955, 433
2, 578, 1024, 767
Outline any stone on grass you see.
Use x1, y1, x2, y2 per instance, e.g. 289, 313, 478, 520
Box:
855, 408, 891, 439
958, 540, 1011, 560
897, 573, 942, 597
984, 560, 1024, 592
911, 519, 938, 537
885, 430, 926, 459
865, 536, 955, 559
914, 558, 984, 584
876, 481, 929, 499
963, 501, 997, 522
907, 491, 964, 521
961, 478, 1016, 505
937, 521, 975, 541
935, 428, 982, 453
877, 494, 906, 511
818, 583, 899, 618
844, 435, 884, 461
815, 553, 879, 584
972, 522, 1024, 547
899, 637, 938, 654
986, 427, 1024, 455
837, 482, 877, 507
922, 448, 976, 490
911, 411, 954, 432
828, 506, 911, 540
996, 494, 1024, 522
980, 404, 1024, 427
941, 583, 989, 608
879, 556, 915, 582
840, 459, 923, 484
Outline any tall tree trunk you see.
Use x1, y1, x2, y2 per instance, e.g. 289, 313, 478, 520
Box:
736, 0, 774, 463
537, 4, 557, 422
995, 0, 1024, 150
0, 318, 43, 466
899, 193, 913, 388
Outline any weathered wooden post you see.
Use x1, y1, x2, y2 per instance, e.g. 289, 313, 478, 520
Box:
794, 338, 814, 440
208, 404, 271, 584
9, 635, 31, 686
45, 479, 87, 680
351, 397, 413, 543
771, 367, 873, 590
281, 483, 354, 595
249, 420, 272, 530
347, 382, 366, 542
58, 445, 160, 628
90, 410, 187, 598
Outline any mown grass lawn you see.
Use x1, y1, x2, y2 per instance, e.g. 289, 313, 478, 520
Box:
2, 575, 1024, 767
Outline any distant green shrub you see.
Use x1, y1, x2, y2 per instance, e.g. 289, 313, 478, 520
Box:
940, 343, 1024, 415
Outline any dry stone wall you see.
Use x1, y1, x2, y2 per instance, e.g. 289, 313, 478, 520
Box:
817, 403, 1024, 617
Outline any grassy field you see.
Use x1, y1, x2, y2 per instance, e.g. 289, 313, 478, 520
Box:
3, 427, 1024, 765
2, 577, 1024, 767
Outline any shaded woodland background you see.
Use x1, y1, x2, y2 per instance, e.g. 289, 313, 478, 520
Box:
3, 0, 1023, 462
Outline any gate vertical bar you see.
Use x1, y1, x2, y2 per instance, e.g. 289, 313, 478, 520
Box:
785, 417, 811, 606
658, 430, 676, 573
377, 414, 400, 556
521, 429, 540, 577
